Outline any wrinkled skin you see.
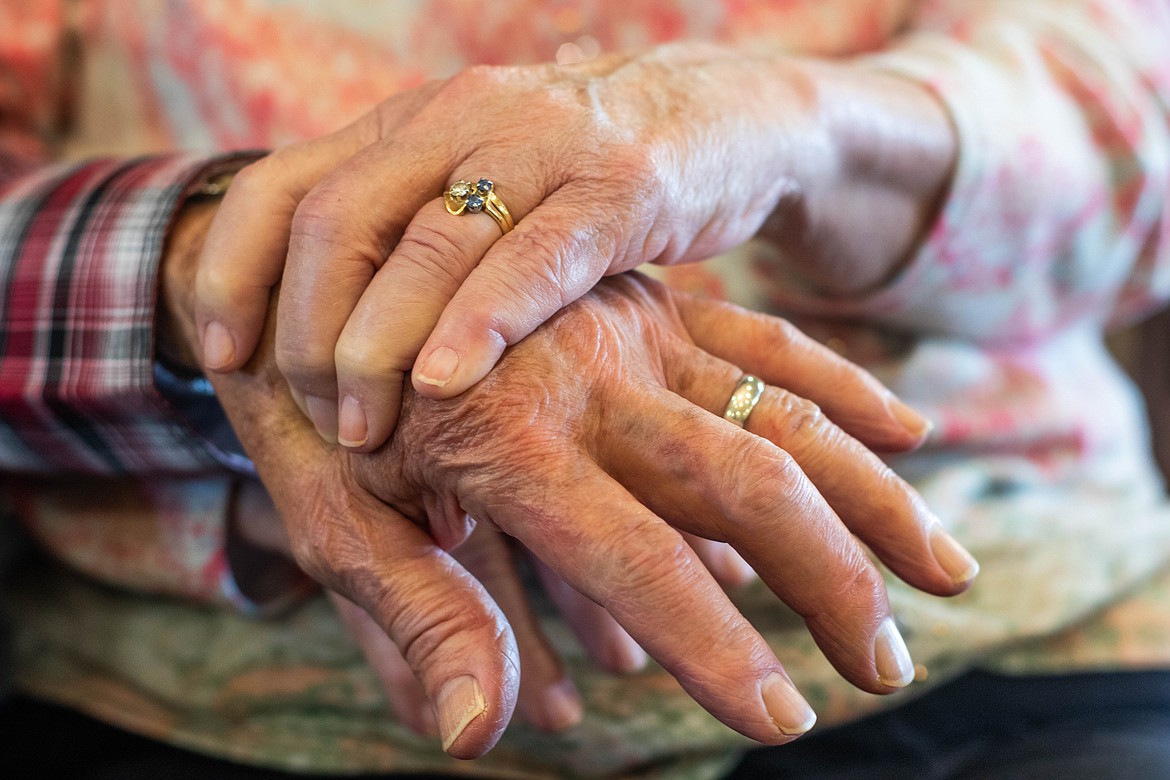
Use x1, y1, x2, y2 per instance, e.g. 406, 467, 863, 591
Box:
207, 272, 974, 758
237, 483, 633, 737
194, 42, 954, 452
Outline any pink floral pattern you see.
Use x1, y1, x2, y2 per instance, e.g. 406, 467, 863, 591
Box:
3, 1, 1170, 777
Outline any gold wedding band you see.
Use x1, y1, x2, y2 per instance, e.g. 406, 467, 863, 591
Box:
444, 178, 514, 235
723, 375, 765, 428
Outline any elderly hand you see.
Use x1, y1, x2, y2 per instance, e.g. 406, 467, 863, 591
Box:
193, 42, 954, 451
235, 479, 610, 736
186, 256, 978, 756
236, 478, 756, 737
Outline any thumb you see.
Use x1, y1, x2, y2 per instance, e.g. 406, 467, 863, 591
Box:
207, 312, 519, 758
311, 498, 519, 757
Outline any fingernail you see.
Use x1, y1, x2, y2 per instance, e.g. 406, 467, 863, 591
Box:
416, 346, 459, 388
721, 550, 757, 589
337, 395, 368, 448
887, 397, 933, 439
874, 617, 915, 689
760, 672, 816, 737
437, 675, 487, 753
304, 394, 338, 444
929, 523, 980, 585
202, 321, 236, 370
542, 679, 583, 732
603, 637, 648, 674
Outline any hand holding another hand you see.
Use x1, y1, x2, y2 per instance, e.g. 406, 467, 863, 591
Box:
194, 43, 953, 453
182, 244, 977, 756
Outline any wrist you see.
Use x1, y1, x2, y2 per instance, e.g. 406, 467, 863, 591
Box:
758, 60, 957, 296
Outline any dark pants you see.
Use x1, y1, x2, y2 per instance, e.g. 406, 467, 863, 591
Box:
729, 669, 1170, 779
2, 670, 1169, 779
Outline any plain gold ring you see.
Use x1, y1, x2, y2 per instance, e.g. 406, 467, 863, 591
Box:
723, 375, 765, 428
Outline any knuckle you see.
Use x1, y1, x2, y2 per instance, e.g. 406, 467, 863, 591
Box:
769, 316, 801, 347
290, 185, 383, 266
608, 141, 658, 186
194, 260, 234, 303
497, 231, 574, 306
275, 334, 333, 387
828, 555, 888, 621
733, 445, 806, 509
776, 393, 828, 444
397, 223, 474, 288
800, 550, 888, 635
225, 158, 272, 199
441, 64, 510, 104
389, 579, 506, 670
602, 523, 696, 603
334, 328, 409, 380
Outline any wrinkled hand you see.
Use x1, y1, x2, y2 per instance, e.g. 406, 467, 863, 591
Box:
236, 479, 755, 737
202, 268, 977, 757
195, 44, 862, 451
235, 479, 623, 736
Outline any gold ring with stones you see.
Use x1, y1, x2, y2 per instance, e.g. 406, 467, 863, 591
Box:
444, 178, 514, 235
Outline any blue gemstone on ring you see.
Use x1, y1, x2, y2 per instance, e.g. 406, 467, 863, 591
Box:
476, 178, 493, 195
466, 194, 486, 213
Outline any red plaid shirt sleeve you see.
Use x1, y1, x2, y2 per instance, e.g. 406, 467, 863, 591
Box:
0, 5, 298, 610
0, 153, 312, 612
0, 154, 252, 474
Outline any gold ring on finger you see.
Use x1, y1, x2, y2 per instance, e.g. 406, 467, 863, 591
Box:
444, 178, 515, 235
723, 375, 765, 428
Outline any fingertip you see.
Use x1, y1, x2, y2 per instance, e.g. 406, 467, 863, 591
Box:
886, 397, 934, 444
713, 549, 757, 590
873, 617, 916, 691
538, 678, 583, 732
202, 320, 238, 372
928, 523, 980, 589
338, 394, 370, 449
339, 384, 403, 453
600, 636, 648, 675
413, 334, 506, 399
304, 394, 339, 444
760, 672, 816, 739
413, 345, 461, 396
437, 674, 491, 758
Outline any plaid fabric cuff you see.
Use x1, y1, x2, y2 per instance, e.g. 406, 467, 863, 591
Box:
0, 154, 253, 474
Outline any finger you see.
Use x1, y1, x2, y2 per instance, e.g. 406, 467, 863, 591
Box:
454, 526, 583, 733
531, 557, 649, 675
331, 184, 532, 450
297, 495, 518, 757
596, 384, 911, 694
674, 295, 933, 451
277, 129, 511, 439
664, 342, 979, 595
683, 533, 757, 590
468, 459, 817, 744
412, 194, 617, 400
196, 82, 443, 376
328, 591, 439, 737
210, 362, 518, 758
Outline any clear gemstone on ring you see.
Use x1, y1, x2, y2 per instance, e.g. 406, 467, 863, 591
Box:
466, 194, 486, 213
449, 181, 472, 199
